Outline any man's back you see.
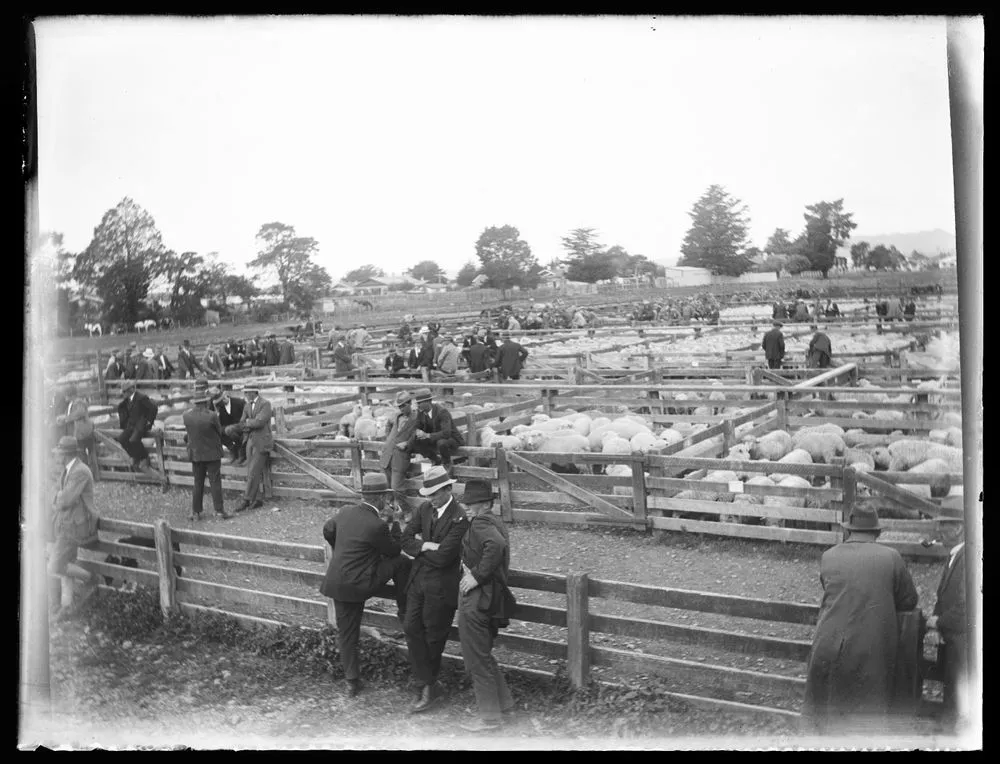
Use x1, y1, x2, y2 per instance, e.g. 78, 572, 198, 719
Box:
321, 504, 400, 601
183, 407, 224, 462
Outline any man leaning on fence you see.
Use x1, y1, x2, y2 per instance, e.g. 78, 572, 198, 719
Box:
319, 473, 411, 699
234, 382, 273, 513
381, 390, 419, 514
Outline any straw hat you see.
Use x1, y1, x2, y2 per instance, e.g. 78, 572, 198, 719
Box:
419, 465, 457, 496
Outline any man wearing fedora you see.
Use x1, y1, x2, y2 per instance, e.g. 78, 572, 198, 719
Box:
320, 473, 411, 698
57, 383, 97, 477
927, 517, 969, 728
116, 379, 159, 472
762, 321, 786, 370
210, 386, 247, 466
234, 383, 273, 513
457, 480, 517, 732
494, 332, 529, 382
49, 435, 101, 618
400, 466, 471, 713
203, 344, 225, 379
176, 339, 204, 379
265, 333, 281, 367
410, 388, 464, 473
381, 391, 420, 513
182, 381, 232, 521
153, 345, 175, 380
802, 506, 919, 734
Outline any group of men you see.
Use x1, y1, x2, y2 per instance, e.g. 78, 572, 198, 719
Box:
319, 466, 516, 731
772, 298, 843, 322
104, 335, 297, 382
761, 321, 834, 370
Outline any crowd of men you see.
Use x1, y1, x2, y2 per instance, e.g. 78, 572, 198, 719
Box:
102, 335, 298, 382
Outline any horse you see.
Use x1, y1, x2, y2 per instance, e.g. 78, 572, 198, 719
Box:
84, 322, 103, 337
353, 299, 374, 312
159, 317, 174, 331
134, 319, 157, 333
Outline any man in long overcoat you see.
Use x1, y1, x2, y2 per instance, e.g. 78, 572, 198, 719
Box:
802, 506, 919, 734
494, 333, 529, 381
761, 321, 786, 370
182, 384, 232, 520
928, 518, 969, 726
234, 383, 273, 513
380, 391, 419, 511
807, 331, 833, 369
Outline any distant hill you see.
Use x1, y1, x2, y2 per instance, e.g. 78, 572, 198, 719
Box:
837, 229, 956, 259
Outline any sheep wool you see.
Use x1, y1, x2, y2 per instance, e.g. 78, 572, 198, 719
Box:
902, 458, 953, 498
792, 432, 845, 465
749, 429, 794, 461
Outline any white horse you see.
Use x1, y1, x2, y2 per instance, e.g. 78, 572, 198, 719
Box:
84, 322, 103, 337
134, 319, 157, 333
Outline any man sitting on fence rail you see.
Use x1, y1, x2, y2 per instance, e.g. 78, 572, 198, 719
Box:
410, 388, 464, 473
210, 386, 247, 465
104, 349, 124, 381
116, 379, 158, 472
319, 472, 411, 699
234, 382, 273, 513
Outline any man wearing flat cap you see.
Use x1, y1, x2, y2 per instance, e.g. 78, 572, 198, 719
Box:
400, 466, 471, 713
410, 388, 464, 472
381, 390, 420, 513
802, 506, 919, 734
320, 473, 411, 698
116, 379, 159, 471
182, 381, 232, 521
234, 383, 273, 513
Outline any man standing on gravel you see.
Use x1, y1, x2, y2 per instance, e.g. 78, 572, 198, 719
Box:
234, 383, 273, 513
761, 321, 785, 370
182, 381, 232, 521
320, 473, 411, 699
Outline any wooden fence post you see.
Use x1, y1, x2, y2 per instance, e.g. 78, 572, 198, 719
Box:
841, 466, 856, 542
566, 572, 590, 689
154, 432, 169, 492
350, 441, 364, 491
358, 366, 369, 406
494, 444, 513, 523
153, 518, 178, 618
721, 417, 735, 453
275, 406, 288, 436
95, 350, 107, 406
630, 460, 648, 529
776, 397, 788, 431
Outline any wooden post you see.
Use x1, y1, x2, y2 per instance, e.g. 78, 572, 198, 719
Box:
630, 461, 647, 528
776, 397, 788, 430
841, 466, 856, 542
358, 366, 369, 406
154, 432, 169, 492
95, 349, 107, 406
543, 388, 554, 416
153, 518, 178, 617
275, 406, 288, 436
350, 441, 364, 491
314, 347, 322, 370
494, 444, 513, 523
566, 572, 590, 689
323, 543, 337, 628
721, 417, 735, 453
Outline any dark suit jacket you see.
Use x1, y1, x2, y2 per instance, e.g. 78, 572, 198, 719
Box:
154, 353, 175, 379
117, 392, 158, 438
320, 503, 402, 602
183, 405, 224, 462
278, 340, 296, 365
265, 340, 281, 366
413, 403, 465, 447
381, 410, 419, 470
333, 342, 353, 372
176, 348, 203, 377
401, 497, 470, 607
417, 340, 436, 369
762, 328, 785, 362
385, 353, 406, 375
468, 343, 490, 373
495, 340, 528, 378
211, 396, 245, 431
104, 359, 124, 380
934, 543, 966, 637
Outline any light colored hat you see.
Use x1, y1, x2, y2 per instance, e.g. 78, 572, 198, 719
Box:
413, 387, 433, 403
143, 348, 155, 359
395, 390, 413, 407
361, 473, 392, 494
53, 435, 80, 455
419, 326, 430, 334
419, 465, 457, 496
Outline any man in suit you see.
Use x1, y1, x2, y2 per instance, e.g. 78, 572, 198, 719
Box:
210, 386, 247, 465
135, 348, 159, 380
183, 382, 232, 521
123, 341, 140, 379
410, 388, 464, 472
332, 335, 354, 374
467, 336, 490, 374
265, 333, 281, 366
116, 379, 159, 471
400, 466, 470, 713
104, 350, 124, 381
234, 383, 273, 513
203, 344, 225, 378
176, 339, 204, 379
761, 321, 786, 370
278, 336, 296, 365
153, 345, 174, 380
807, 331, 833, 369
457, 480, 517, 732
802, 506, 919, 734
494, 332, 529, 382
928, 518, 968, 727
49, 436, 100, 618
57, 384, 96, 475
416, 330, 436, 383
384, 347, 406, 377
319, 473, 411, 698
381, 391, 420, 512
246, 335, 265, 367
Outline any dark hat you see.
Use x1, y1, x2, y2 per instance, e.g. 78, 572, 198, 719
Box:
183, 339, 191, 346
361, 473, 392, 494
395, 390, 413, 407
413, 388, 433, 403
53, 435, 81, 455
121, 379, 136, 393
419, 465, 457, 496
462, 480, 493, 505
842, 506, 881, 533
772, 320, 783, 327
194, 378, 209, 393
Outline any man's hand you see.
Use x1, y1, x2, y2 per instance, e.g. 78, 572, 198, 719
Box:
460, 570, 479, 596
421, 541, 439, 553
396, 442, 408, 450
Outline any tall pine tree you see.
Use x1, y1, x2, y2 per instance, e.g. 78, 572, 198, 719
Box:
678, 185, 753, 276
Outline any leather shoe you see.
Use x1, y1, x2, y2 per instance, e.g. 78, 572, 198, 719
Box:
410, 683, 443, 714
346, 679, 364, 698
235, 500, 251, 513
215, 510, 232, 520
188, 512, 201, 521
459, 718, 502, 733
250, 499, 265, 510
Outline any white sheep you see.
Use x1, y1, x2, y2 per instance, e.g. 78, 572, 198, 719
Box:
900, 457, 953, 498
843, 448, 875, 471
793, 432, 845, 465
478, 427, 497, 448
630, 431, 662, 454
746, 429, 793, 461
515, 429, 547, 451
494, 434, 523, 450
353, 412, 379, 441
601, 433, 633, 456
726, 442, 756, 480
761, 475, 814, 527
538, 432, 591, 454
872, 446, 891, 470
571, 416, 592, 437
164, 415, 186, 431
842, 428, 869, 448
657, 428, 685, 447
792, 423, 845, 444
887, 439, 962, 472
770, 448, 813, 483
605, 464, 632, 478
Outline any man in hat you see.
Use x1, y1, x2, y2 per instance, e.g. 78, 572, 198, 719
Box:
332, 333, 355, 375
116, 379, 159, 471
123, 341, 140, 379
410, 388, 464, 471
494, 332, 529, 382
457, 480, 517, 732
398, 317, 413, 345
467, 334, 491, 375
400, 466, 471, 713
801, 506, 919, 734
153, 345, 174, 380
927, 517, 968, 728
176, 339, 204, 379
246, 335, 265, 367
265, 333, 281, 366
234, 383, 273, 513
384, 346, 406, 378
278, 335, 296, 366
435, 335, 460, 377
203, 343, 225, 378
135, 347, 159, 380
319, 472, 411, 698
416, 330, 436, 383
381, 391, 420, 512
48, 435, 100, 617
210, 386, 247, 465
807, 330, 833, 369
57, 384, 97, 475
182, 382, 232, 521
104, 349, 124, 381
761, 321, 786, 370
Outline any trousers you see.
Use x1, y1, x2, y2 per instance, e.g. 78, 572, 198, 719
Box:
459, 588, 514, 721
403, 575, 457, 687
192, 459, 224, 515
767, 358, 783, 369
410, 438, 460, 468
117, 429, 149, 463
941, 632, 969, 721
243, 442, 270, 501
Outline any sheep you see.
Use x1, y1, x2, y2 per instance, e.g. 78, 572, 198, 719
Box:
630, 431, 665, 455
792, 432, 845, 465
672, 471, 740, 520
928, 426, 963, 448
887, 440, 962, 473
537, 432, 591, 471
842, 428, 869, 448
571, 416, 592, 437
601, 433, 633, 456
792, 423, 845, 444
656, 428, 685, 447
761, 475, 813, 527
515, 429, 548, 451
770, 448, 813, 483
163, 415, 186, 431
938, 411, 962, 429
605, 464, 632, 478
746, 429, 793, 461
725, 442, 756, 480
872, 446, 891, 471
899, 458, 953, 499
477, 427, 497, 448
843, 448, 875, 472
494, 435, 523, 451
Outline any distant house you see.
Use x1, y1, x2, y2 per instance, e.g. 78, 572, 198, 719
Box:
330, 281, 357, 295
469, 274, 489, 288
353, 277, 390, 296
660, 265, 713, 286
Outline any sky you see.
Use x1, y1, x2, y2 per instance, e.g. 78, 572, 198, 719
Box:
35, 15, 961, 280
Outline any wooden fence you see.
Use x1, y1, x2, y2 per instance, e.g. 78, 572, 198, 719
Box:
72, 516, 936, 720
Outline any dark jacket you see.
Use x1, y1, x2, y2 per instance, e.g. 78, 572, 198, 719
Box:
495, 340, 528, 379
210, 395, 246, 431
381, 410, 419, 470
117, 391, 159, 438
417, 339, 436, 369
320, 503, 402, 602
332, 341, 353, 373
278, 340, 296, 365
468, 342, 490, 374
462, 512, 516, 626
385, 352, 406, 376
407, 348, 420, 369
154, 352, 174, 379
239, 395, 274, 452
414, 403, 465, 447
761, 328, 785, 362
135, 358, 160, 380
265, 339, 281, 366
934, 543, 966, 637
104, 358, 124, 381
176, 347, 203, 378
183, 405, 224, 462
401, 497, 470, 607
807, 332, 833, 369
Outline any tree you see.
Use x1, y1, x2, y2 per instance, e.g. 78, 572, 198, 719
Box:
455, 261, 479, 287
850, 241, 871, 270
798, 199, 857, 278
562, 229, 619, 283
565, 254, 615, 283
474, 225, 540, 296
561, 228, 604, 260
343, 264, 385, 283
408, 260, 444, 283
72, 198, 165, 324
285, 262, 332, 312
678, 185, 754, 276
765, 228, 794, 256
250, 222, 325, 308
150, 250, 204, 314
756, 254, 789, 274
865, 244, 908, 272
784, 254, 812, 275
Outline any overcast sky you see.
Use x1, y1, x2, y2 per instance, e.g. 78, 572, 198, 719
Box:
36, 15, 959, 279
